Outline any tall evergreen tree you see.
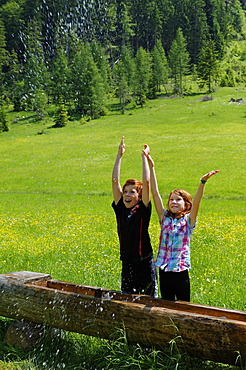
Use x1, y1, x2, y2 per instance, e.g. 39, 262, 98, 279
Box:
70, 43, 106, 118
114, 61, 131, 114
130, 0, 162, 51
186, 0, 209, 64
133, 46, 151, 106
168, 28, 190, 95
120, 46, 136, 91
91, 41, 110, 94
113, 46, 135, 113
225, 0, 245, 36
197, 39, 219, 92
0, 19, 7, 97
53, 98, 69, 128
203, 0, 226, 57
157, 0, 175, 52
21, 19, 48, 110
150, 39, 169, 97
0, 0, 24, 59
114, 0, 134, 51
0, 101, 8, 132
3, 50, 20, 99
50, 47, 70, 104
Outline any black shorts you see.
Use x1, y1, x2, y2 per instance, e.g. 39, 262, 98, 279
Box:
159, 269, 190, 301
121, 257, 157, 297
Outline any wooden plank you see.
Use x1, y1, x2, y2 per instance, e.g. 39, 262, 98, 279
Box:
0, 272, 245, 366
42, 279, 246, 322
2, 271, 51, 283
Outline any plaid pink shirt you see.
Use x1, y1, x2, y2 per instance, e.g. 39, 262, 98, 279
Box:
155, 211, 196, 272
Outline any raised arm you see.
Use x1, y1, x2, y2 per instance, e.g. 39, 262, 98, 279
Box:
141, 147, 150, 207
143, 145, 164, 222
189, 170, 220, 227
112, 136, 125, 204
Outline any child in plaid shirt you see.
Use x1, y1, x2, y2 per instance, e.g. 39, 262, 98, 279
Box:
143, 144, 219, 301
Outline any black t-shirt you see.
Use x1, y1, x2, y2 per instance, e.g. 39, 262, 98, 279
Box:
112, 197, 153, 263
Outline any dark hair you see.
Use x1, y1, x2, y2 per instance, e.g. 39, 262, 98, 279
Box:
122, 179, 143, 199
166, 189, 192, 218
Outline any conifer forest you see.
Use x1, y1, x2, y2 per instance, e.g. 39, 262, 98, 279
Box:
0, 0, 246, 120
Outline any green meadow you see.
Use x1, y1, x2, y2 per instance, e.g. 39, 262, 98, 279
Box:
0, 87, 245, 369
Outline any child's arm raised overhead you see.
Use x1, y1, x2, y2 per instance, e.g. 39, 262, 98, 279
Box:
141, 147, 150, 207
189, 170, 220, 227
112, 136, 125, 204
143, 145, 164, 222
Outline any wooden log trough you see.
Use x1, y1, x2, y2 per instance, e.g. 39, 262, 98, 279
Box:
0, 271, 245, 366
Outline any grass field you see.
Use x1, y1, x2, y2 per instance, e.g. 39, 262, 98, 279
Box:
0, 87, 245, 369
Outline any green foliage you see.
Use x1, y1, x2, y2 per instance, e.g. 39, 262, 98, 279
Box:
0, 19, 6, 65
168, 28, 190, 95
185, 0, 209, 63
53, 99, 69, 128
0, 0, 245, 116
0, 0, 24, 55
220, 67, 236, 87
133, 46, 151, 106
50, 47, 70, 104
70, 43, 106, 118
150, 39, 169, 97
114, 0, 134, 49
20, 20, 48, 112
0, 103, 8, 131
97, 328, 186, 369
113, 47, 135, 113
114, 63, 131, 114
197, 40, 219, 92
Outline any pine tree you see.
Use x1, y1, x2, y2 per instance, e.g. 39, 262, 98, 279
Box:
168, 28, 190, 95
225, 0, 245, 36
4, 50, 20, 99
114, 62, 131, 114
203, 0, 226, 58
91, 41, 110, 94
197, 39, 219, 93
0, 103, 8, 132
150, 39, 169, 97
113, 46, 136, 113
50, 47, 70, 104
133, 46, 151, 106
115, 0, 134, 51
22, 19, 48, 111
70, 43, 106, 118
0, 0, 24, 58
0, 20, 7, 97
186, 0, 209, 64
130, 0, 162, 51
120, 46, 136, 92
53, 99, 69, 128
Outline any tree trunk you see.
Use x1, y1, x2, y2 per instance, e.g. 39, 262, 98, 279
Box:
0, 271, 245, 366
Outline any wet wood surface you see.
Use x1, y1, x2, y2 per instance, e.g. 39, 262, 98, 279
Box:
0, 271, 245, 366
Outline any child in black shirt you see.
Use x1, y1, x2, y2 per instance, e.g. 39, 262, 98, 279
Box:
112, 137, 157, 296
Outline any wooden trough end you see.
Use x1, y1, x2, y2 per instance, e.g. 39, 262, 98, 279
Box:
0, 271, 245, 366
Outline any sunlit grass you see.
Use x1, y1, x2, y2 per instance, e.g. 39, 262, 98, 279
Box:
0, 87, 245, 369
0, 88, 245, 309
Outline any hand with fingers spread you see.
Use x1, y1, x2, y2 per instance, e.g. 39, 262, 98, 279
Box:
200, 170, 220, 183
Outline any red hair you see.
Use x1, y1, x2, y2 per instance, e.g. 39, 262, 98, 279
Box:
122, 179, 143, 199
166, 189, 192, 218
